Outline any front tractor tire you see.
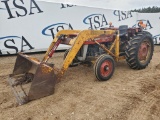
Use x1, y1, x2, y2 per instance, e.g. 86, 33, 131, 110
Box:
94, 54, 115, 81
125, 31, 154, 69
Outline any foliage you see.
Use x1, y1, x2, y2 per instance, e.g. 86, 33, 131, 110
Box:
131, 6, 160, 13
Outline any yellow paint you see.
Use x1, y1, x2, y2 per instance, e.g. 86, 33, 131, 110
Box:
41, 65, 52, 74
59, 30, 115, 75
42, 30, 81, 62
42, 29, 125, 78
115, 32, 120, 61
69, 38, 76, 45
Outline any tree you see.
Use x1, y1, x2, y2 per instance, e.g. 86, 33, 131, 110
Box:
131, 6, 160, 13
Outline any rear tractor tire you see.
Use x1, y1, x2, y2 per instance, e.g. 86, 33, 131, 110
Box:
94, 54, 115, 81
125, 31, 154, 69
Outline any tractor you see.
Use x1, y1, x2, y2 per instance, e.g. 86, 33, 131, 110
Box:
8, 22, 154, 105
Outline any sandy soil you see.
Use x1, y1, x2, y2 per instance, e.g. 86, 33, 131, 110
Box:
0, 46, 160, 120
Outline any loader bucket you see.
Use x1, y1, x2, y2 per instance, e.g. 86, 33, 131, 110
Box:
8, 53, 57, 105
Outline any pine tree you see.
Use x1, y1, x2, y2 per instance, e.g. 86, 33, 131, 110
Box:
131, 6, 160, 13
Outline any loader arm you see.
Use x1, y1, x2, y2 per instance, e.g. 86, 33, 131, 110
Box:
8, 24, 153, 106
42, 30, 81, 62
8, 29, 119, 105
59, 30, 116, 76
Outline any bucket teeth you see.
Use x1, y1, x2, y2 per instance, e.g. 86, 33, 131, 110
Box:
8, 75, 29, 105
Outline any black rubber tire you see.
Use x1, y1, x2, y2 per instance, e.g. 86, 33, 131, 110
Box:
125, 31, 154, 69
64, 49, 78, 67
94, 54, 115, 81
93, 54, 106, 72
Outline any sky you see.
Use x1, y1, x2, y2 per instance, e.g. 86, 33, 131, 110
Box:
39, 0, 160, 10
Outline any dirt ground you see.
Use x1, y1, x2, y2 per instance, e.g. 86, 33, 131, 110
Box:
0, 46, 160, 120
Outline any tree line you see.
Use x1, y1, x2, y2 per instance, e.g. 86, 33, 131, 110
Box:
131, 6, 160, 13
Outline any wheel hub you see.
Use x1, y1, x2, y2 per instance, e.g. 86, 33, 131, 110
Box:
104, 66, 109, 71
138, 41, 150, 62
100, 60, 112, 77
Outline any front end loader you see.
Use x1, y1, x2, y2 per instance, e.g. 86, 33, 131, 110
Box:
8, 24, 154, 105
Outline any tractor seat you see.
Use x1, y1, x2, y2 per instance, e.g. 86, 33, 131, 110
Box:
119, 25, 128, 36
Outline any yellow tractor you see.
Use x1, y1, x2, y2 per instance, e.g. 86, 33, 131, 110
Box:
8, 24, 154, 105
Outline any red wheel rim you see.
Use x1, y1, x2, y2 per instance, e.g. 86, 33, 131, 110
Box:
138, 40, 151, 64
100, 60, 113, 77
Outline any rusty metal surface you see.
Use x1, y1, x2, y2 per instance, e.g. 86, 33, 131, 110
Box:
8, 53, 57, 105
28, 63, 56, 101
12, 53, 40, 75
12, 53, 33, 75
8, 74, 29, 105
